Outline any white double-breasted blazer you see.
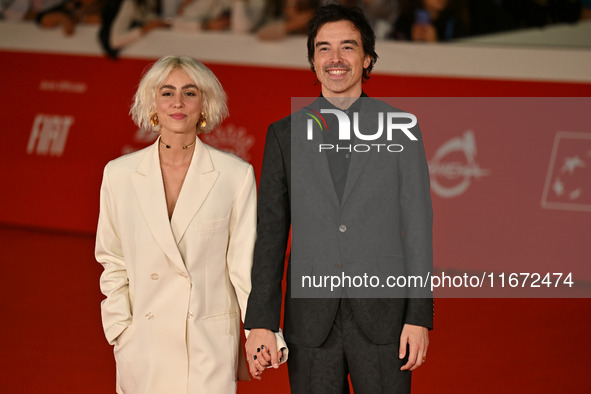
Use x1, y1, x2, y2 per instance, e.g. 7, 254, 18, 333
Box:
96, 137, 265, 393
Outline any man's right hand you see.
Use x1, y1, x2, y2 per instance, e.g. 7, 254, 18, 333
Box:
245, 328, 281, 379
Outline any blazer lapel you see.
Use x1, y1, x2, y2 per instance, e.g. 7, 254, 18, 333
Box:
341, 99, 374, 207
293, 110, 340, 208
131, 139, 186, 272
170, 137, 219, 244
341, 138, 371, 207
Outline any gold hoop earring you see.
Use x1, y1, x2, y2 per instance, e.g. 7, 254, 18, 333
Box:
150, 113, 161, 132
198, 112, 207, 129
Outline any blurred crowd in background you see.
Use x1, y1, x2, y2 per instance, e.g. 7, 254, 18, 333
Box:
1, 0, 590, 57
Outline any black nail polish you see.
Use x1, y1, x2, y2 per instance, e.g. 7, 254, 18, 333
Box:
253, 355, 257, 360
261, 345, 265, 349
257, 347, 260, 352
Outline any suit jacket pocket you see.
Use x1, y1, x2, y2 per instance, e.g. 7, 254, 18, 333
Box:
376, 254, 409, 298
376, 254, 406, 275
202, 311, 239, 321
196, 216, 229, 232
114, 320, 135, 350
290, 258, 314, 298
290, 257, 313, 280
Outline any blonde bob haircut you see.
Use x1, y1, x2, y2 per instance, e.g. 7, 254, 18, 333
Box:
130, 55, 228, 134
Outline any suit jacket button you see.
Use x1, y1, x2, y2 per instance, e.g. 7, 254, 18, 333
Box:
188, 311, 194, 319
145, 312, 154, 320
339, 225, 347, 233
150, 273, 159, 280
179, 272, 189, 278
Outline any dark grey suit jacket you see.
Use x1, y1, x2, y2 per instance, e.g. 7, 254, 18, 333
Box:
245, 97, 433, 347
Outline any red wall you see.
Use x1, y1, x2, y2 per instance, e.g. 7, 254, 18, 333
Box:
1, 50, 590, 287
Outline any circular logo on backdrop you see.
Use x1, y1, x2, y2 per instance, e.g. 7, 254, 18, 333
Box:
552, 156, 586, 201
428, 131, 490, 198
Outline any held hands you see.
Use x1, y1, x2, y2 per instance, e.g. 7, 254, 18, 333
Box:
245, 328, 282, 380
399, 323, 429, 371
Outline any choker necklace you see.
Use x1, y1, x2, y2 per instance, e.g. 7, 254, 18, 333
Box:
160, 138, 197, 150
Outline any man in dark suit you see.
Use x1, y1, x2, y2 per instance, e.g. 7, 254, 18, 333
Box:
244, 4, 433, 393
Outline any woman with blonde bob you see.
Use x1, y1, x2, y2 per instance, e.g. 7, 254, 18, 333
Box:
95, 55, 285, 393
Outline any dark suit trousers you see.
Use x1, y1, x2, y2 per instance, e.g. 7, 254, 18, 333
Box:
287, 298, 411, 394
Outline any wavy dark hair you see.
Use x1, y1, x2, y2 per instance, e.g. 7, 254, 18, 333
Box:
306, 4, 378, 81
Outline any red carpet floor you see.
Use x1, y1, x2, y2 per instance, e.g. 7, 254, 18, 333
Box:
0, 226, 589, 393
